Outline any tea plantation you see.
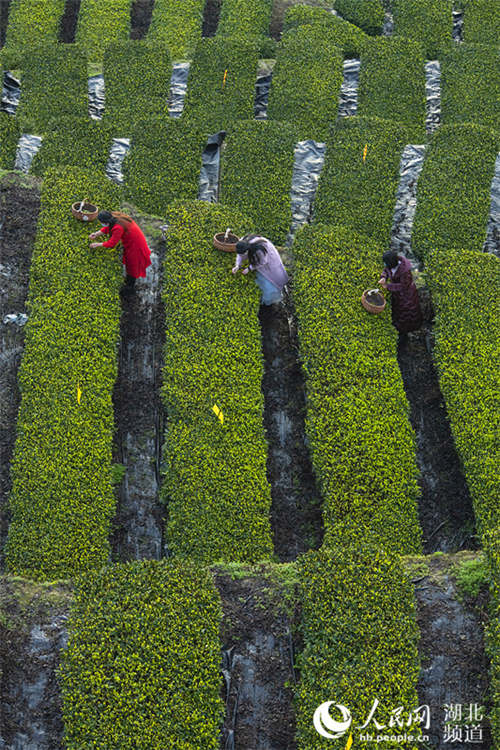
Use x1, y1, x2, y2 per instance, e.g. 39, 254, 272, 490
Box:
0, 0, 498, 747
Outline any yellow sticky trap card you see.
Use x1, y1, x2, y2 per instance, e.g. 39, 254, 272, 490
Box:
345, 733, 353, 750
222, 69, 228, 88
212, 404, 224, 424
77, 383, 82, 404
362, 144, 368, 162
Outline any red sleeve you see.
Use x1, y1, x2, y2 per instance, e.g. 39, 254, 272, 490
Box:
102, 224, 124, 248
99, 225, 110, 234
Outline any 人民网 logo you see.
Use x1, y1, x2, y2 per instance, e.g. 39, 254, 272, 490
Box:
313, 702, 352, 739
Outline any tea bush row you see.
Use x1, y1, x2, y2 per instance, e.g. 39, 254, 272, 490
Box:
267, 25, 344, 142
217, 0, 273, 38
0, 112, 21, 169
392, 0, 453, 58
314, 116, 409, 247
220, 120, 297, 244
5, 166, 122, 580
4, 0, 65, 49
147, 0, 204, 60
484, 533, 500, 745
161, 201, 274, 564
76, 0, 132, 62
283, 6, 368, 57
292, 223, 422, 554
358, 37, 426, 142
15, 44, 88, 132
427, 249, 500, 743
31, 117, 114, 176
440, 44, 500, 132
123, 117, 209, 215
462, 0, 500, 46
426, 248, 500, 538
295, 546, 421, 749
182, 36, 260, 131
334, 0, 384, 35
412, 123, 500, 259
103, 41, 172, 135
61, 560, 223, 749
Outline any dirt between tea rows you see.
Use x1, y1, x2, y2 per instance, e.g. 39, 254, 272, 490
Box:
0, 174, 41, 567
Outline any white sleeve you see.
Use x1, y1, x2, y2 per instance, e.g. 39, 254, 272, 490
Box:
235, 251, 247, 268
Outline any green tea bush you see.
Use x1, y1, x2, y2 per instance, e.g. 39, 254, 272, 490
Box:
393, 0, 453, 58
440, 44, 500, 132
17, 45, 88, 132
5, 167, 122, 581
282, 4, 337, 31
412, 123, 500, 259
31, 117, 114, 176
267, 25, 344, 141
148, 0, 204, 59
0, 112, 21, 169
454, 553, 490, 600
220, 120, 297, 244
161, 201, 273, 563
182, 36, 260, 131
124, 117, 208, 215
259, 36, 277, 58
61, 560, 224, 749
428, 249, 500, 741
283, 6, 368, 56
334, 0, 384, 35
4, 0, 65, 49
463, 0, 500, 46
76, 0, 132, 61
484, 531, 500, 744
358, 37, 426, 142
426, 248, 500, 537
217, 0, 273, 37
293, 223, 422, 553
295, 546, 421, 749
314, 116, 409, 247
103, 41, 171, 135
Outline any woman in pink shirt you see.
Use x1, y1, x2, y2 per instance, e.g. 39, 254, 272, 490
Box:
232, 234, 289, 305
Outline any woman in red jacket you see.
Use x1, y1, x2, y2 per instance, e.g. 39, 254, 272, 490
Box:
89, 210, 151, 296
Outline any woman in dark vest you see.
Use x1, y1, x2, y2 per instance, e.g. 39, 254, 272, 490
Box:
378, 251, 422, 333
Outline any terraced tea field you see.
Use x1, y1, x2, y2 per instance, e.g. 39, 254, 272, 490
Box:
0, 0, 498, 747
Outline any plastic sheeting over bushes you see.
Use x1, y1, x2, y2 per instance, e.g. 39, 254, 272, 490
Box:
452, 10, 464, 41
198, 131, 225, 202
105, 137, 130, 184
88, 74, 105, 119
484, 152, 500, 257
168, 62, 189, 118
390, 144, 426, 263
286, 140, 326, 246
382, 8, 394, 35
338, 59, 360, 118
1, 72, 21, 115
425, 60, 441, 134
254, 73, 272, 120
14, 135, 43, 172
3, 312, 28, 326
